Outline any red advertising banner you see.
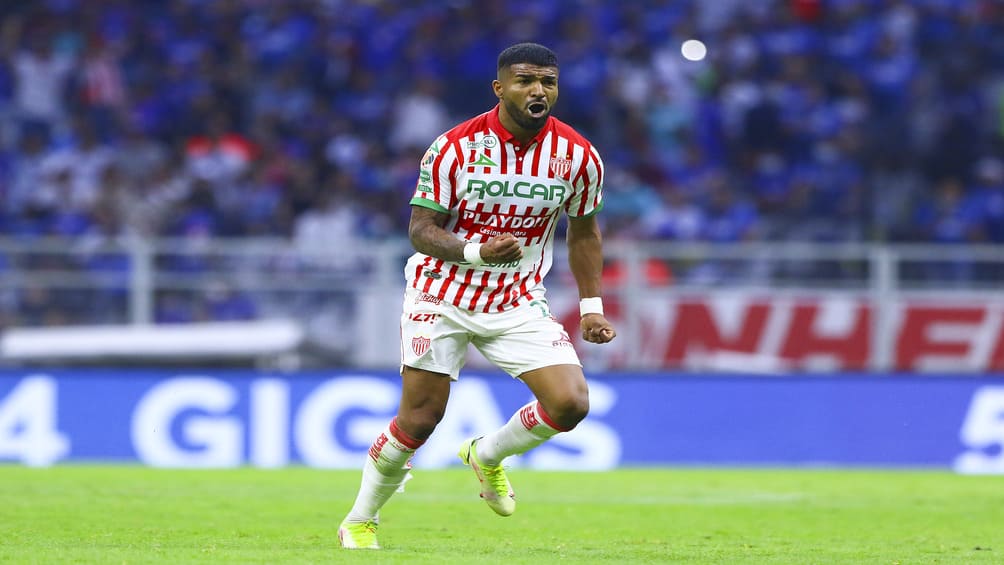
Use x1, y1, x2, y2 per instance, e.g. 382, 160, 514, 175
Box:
559, 294, 1004, 373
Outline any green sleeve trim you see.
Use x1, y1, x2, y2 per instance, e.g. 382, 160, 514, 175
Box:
410, 198, 450, 213
570, 201, 604, 218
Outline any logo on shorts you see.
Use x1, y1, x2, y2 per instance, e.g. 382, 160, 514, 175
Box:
408, 312, 439, 323
416, 293, 442, 305
552, 330, 573, 348
424, 270, 442, 279
412, 336, 431, 356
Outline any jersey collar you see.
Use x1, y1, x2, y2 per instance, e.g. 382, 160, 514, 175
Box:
487, 104, 552, 147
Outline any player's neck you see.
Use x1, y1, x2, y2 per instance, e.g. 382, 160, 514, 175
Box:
497, 108, 543, 145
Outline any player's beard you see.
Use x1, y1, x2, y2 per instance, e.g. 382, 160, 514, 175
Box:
503, 98, 549, 131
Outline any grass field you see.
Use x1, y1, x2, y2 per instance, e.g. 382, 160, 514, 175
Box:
1, 466, 1002, 564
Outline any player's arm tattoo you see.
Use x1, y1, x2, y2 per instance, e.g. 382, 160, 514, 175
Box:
408, 206, 466, 262
566, 214, 604, 299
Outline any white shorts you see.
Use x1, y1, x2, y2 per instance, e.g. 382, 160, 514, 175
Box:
400, 286, 581, 380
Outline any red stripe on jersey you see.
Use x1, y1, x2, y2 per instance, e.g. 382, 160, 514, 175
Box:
571, 151, 589, 191
499, 140, 508, 174
540, 209, 561, 251
464, 201, 491, 242
517, 269, 533, 302
430, 148, 446, 205
482, 272, 508, 313
411, 256, 433, 289
549, 116, 591, 149
525, 222, 555, 291
466, 141, 476, 173
591, 151, 604, 210
421, 272, 435, 293
483, 147, 493, 174
455, 199, 470, 236
421, 259, 444, 293
467, 271, 491, 311
447, 159, 459, 209
573, 156, 592, 217
500, 271, 522, 311
451, 267, 475, 307
592, 148, 604, 188
530, 141, 544, 176
436, 264, 459, 300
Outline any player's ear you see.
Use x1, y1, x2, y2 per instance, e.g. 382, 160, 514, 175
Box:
492, 79, 502, 98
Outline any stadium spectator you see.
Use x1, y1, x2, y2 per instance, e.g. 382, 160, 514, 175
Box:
972, 158, 1004, 244
2, 18, 75, 142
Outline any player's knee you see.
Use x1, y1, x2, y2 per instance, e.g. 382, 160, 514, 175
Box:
547, 393, 589, 431
397, 408, 445, 441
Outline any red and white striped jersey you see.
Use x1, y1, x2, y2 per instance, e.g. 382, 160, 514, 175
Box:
406, 105, 604, 313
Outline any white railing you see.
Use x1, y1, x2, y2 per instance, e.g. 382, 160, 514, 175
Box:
1, 237, 1002, 371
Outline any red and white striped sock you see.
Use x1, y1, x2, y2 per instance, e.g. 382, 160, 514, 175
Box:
476, 401, 569, 466
344, 417, 424, 522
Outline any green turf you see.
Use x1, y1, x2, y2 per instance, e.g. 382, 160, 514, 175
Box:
0, 466, 1001, 564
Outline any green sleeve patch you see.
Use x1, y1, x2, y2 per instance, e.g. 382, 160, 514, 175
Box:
410, 198, 450, 213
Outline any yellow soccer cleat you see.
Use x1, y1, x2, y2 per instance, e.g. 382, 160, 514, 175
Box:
458, 437, 515, 517
338, 519, 379, 549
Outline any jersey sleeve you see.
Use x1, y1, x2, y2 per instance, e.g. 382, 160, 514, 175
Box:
410, 134, 455, 213
564, 145, 605, 218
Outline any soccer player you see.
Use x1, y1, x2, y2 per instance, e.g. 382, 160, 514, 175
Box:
338, 42, 616, 549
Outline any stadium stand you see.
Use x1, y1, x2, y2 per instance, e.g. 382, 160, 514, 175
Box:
0, 0, 1002, 331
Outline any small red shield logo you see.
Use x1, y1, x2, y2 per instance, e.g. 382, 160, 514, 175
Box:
519, 404, 540, 430
549, 156, 572, 178
412, 336, 431, 356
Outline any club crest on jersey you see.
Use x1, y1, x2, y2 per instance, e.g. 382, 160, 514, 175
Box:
549, 156, 572, 178
412, 336, 431, 356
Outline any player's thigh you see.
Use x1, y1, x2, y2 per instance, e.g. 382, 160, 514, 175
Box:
398, 365, 452, 438
473, 313, 581, 377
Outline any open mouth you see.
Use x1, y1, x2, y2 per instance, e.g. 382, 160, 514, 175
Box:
527, 102, 548, 117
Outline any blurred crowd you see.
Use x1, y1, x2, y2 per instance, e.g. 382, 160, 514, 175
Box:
2, 0, 1003, 245
1, 0, 1003, 326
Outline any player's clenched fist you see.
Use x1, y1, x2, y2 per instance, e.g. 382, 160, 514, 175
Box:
580, 313, 616, 344
480, 233, 523, 264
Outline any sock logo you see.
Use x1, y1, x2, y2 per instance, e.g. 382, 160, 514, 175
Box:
519, 404, 540, 430
368, 433, 388, 462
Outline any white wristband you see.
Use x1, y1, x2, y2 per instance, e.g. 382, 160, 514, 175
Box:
463, 242, 485, 266
579, 297, 604, 317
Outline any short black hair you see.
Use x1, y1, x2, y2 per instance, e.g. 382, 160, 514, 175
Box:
497, 43, 558, 71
